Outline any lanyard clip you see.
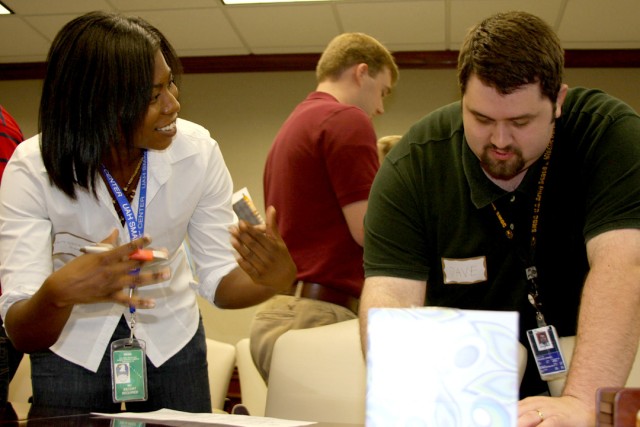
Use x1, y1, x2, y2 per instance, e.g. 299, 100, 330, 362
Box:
526, 266, 546, 327
528, 292, 547, 327
525, 266, 538, 280
535, 311, 547, 328
128, 286, 137, 343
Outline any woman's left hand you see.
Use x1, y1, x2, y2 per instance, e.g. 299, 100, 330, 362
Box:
230, 205, 296, 292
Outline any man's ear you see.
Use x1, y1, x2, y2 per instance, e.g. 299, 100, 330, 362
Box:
554, 84, 569, 118
354, 63, 370, 86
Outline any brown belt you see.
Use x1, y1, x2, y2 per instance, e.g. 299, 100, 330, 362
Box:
281, 281, 359, 314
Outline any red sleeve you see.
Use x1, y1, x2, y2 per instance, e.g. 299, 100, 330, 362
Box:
322, 107, 379, 207
0, 105, 24, 183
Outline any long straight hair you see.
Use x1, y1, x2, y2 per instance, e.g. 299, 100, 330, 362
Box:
39, 11, 181, 199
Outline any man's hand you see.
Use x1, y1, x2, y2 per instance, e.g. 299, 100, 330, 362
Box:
518, 395, 593, 427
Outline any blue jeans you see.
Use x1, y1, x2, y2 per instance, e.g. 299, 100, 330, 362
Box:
28, 315, 211, 418
0, 319, 24, 421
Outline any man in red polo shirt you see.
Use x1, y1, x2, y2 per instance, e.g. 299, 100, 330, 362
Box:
249, 32, 399, 383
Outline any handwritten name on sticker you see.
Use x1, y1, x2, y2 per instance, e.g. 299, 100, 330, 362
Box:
442, 256, 487, 284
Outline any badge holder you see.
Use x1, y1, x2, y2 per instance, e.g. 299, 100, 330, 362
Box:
526, 324, 567, 380
110, 288, 148, 403
111, 419, 144, 427
525, 267, 568, 381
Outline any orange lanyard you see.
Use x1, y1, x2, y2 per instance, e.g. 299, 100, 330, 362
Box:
490, 128, 555, 326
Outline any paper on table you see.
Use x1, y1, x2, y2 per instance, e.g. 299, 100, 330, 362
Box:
92, 408, 316, 426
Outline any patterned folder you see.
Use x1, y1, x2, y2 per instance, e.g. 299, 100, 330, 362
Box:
366, 307, 519, 427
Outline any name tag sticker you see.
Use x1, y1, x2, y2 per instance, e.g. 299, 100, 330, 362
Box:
442, 256, 487, 284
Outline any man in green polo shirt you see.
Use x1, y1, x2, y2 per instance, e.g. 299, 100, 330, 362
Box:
360, 10, 640, 427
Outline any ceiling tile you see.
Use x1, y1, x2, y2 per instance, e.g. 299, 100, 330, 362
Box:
22, 14, 83, 43
108, 0, 219, 11
337, 1, 446, 51
225, 4, 339, 54
128, 9, 248, 56
559, 0, 640, 49
2, 0, 112, 15
0, 16, 51, 61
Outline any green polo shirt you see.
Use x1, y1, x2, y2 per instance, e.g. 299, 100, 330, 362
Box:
364, 87, 640, 396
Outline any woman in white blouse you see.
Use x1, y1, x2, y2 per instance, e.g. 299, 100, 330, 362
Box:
0, 11, 294, 417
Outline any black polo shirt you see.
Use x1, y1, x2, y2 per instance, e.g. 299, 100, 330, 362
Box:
364, 87, 640, 396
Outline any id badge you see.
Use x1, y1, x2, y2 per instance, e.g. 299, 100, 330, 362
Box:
526, 325, 568, 381
111, 420, 144, 427
111, 338, 148, 403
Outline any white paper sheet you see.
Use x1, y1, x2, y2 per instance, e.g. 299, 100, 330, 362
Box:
92, 408, 316, 426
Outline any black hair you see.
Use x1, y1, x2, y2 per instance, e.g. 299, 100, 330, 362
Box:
39, 11, 182, 198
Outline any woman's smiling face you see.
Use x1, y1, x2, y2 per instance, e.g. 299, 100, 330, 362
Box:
134, 50, 181, 151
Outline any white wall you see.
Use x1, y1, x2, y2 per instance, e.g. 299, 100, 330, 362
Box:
1, 67, 639, 345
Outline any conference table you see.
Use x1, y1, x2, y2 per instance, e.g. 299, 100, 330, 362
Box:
0, 404, 362, 427
0, 418, 360, 427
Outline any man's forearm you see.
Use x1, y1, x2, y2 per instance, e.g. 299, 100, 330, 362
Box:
563, 246, 640, 407
358, 276, 426, 356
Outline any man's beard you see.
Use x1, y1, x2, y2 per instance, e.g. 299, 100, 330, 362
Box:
479, 146, 525, 180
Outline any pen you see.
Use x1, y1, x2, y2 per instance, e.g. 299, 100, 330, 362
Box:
81, 245, 168, 261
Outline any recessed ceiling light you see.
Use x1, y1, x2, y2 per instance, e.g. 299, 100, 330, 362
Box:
222, 0, 336, 4
0, 1, 14, 15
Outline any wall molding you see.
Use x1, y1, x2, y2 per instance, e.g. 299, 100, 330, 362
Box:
1, 49, 638, 81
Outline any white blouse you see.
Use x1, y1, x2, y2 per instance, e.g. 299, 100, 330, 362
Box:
0, 119, 238, 372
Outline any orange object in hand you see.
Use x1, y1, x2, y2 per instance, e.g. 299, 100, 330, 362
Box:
129, 249, 168, 261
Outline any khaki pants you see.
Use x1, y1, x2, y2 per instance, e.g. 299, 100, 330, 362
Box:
249, 295, 356, 383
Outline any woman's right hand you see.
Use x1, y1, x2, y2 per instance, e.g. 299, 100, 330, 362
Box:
5, 230, 171, 352
44, 229, 170, 309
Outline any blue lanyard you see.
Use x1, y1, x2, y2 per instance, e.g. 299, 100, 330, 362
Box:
100, 151, 148, 240
100, 151, 148, 319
